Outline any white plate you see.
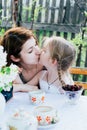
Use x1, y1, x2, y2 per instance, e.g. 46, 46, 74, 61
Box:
38, 122, 58, 129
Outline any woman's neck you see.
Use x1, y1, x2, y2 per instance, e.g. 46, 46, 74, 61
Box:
19, 64, 37, 83
20, 64, 43, 83
20, 63, 37, 72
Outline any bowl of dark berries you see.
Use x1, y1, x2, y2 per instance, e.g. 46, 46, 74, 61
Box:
62, 84, 83, 104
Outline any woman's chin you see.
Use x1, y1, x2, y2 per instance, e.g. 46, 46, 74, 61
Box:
38, 62, 42, 65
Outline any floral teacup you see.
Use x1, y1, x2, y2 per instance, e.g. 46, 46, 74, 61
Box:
28, 90, 45, 105
7, 108, 38, 130
34, 106, 59, 126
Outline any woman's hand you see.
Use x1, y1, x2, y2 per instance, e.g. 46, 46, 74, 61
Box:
13, 83, 39, 92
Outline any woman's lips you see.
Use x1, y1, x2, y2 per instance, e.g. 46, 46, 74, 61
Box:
38, 56, 40, 62
38, 56, 42, 64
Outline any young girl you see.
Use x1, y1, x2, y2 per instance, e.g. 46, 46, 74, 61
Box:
39, 36, 76, 94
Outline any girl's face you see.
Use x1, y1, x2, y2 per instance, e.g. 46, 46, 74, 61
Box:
20, 37, 40, 65
40, 43, 51, 67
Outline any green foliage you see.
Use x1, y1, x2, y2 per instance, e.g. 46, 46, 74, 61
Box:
0, 29, 5, 36
84, 90, 87, 96
0, 87, 2, 92
71, 33, 87, 47
1, 67, 11, 75
84, 11, 87, 17
22, 0, 45, 22
70, 32, 87, 67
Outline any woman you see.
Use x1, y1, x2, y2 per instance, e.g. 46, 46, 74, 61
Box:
0, 27, 43, 92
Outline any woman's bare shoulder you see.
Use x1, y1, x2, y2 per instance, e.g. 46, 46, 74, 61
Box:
13, 74, 23, 84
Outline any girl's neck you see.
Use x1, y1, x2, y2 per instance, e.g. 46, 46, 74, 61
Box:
47, 68, 58, 81
47, 66, 58, 76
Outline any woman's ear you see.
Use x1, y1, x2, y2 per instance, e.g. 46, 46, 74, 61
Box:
10, 55, 20, 62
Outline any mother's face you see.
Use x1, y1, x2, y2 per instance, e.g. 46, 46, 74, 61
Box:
20, 37, 41, 65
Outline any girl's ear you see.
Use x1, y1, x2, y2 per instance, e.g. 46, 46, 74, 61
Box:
51, 58, 57, 65
10, 55, 20, 62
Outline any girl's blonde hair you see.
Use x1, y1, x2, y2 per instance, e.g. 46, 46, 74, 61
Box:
43, 36, 76, 86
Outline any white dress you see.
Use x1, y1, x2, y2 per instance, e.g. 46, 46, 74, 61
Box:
39, 71, 73, 94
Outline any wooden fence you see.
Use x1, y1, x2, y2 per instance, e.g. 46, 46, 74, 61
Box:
0, 0, 87, 82
0, 0, 86, 34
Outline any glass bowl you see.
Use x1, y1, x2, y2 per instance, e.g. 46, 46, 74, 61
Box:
62, 85, 83, 104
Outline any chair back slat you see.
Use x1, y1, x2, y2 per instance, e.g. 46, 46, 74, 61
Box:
70, 67, 87, 75
70, 67, 87, 89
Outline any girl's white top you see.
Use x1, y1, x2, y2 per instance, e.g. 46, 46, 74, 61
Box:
39, 71, 73, 94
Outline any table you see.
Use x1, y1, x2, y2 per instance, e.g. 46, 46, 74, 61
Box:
1, 92, 87, 130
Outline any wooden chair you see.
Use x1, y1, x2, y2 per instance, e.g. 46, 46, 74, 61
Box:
69, 67, 87, 94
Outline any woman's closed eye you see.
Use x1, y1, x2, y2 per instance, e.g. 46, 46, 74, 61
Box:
28, 44, 38, 53
28, 49, 33, 53
28, 47, 33, 53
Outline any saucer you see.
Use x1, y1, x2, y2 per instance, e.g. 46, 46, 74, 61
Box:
38, 122, 59, 129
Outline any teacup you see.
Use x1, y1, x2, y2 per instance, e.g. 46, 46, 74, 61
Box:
7, 108, 38, 130
34, 106, 59, 126
28, 90, 45, 105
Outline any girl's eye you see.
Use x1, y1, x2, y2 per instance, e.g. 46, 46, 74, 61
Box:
42, 49, 46, 53
35, 43, 38, 47
35, 44, 38, 46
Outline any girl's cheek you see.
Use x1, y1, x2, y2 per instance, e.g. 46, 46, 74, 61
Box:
40, 49, 43, 53
40, 53, 43, 57
40, 53, 44, 60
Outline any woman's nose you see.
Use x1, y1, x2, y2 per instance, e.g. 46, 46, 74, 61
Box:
35, 46, 41, 54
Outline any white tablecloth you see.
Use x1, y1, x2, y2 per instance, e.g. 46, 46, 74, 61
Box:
1, 92, 87, 130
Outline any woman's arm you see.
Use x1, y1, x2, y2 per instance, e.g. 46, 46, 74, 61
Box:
13, 70, 45, 92
13, 83, 38, 92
